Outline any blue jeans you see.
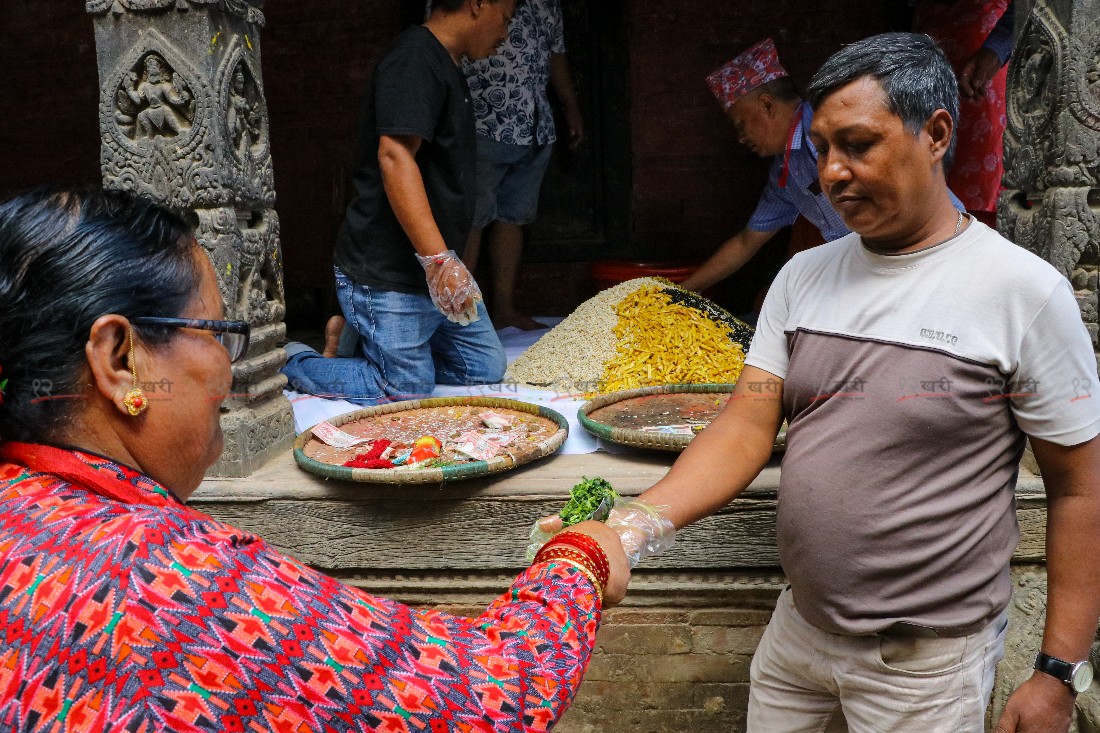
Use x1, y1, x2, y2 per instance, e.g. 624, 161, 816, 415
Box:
282, 269, 506, 405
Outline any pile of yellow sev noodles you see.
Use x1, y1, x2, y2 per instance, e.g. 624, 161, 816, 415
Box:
599, 285, 746, 392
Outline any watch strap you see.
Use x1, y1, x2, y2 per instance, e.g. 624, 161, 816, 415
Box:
1034, 652, 1075, 684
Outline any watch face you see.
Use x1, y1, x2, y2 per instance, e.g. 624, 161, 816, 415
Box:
1071, 661, 1094, 694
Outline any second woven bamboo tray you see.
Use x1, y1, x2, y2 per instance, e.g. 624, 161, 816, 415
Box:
579, 384, 786, 452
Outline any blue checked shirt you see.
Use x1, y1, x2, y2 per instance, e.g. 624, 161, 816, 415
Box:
747, 102, 850, 241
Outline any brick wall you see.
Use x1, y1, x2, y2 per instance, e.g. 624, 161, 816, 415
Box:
559, 608, 770, 733
433, 603, 774, 733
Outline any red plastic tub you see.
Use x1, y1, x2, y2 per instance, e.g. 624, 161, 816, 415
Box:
590, 261, 700, 291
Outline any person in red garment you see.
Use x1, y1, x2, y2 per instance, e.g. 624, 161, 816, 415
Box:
0, 186, 628, 732
913, 0, 1014, 225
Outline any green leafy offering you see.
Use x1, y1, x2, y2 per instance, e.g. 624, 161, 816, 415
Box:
560, 476, 619, 527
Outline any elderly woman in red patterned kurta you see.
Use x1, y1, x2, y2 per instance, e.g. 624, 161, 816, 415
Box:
0, 186, 629, 732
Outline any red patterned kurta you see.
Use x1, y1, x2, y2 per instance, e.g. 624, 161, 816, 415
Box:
0, 443, 600, 732
914, 0, 1011, 214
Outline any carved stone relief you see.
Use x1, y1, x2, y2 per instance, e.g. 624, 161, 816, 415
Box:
191, 207, 244, 317
213, 43, 275, 205
89, 0, 292, 476
990, 568, 1100, 733
224, 61, 265, 165
1004, 5, 1061, 191
86, 0, 265, 27
115, 53, 195, 140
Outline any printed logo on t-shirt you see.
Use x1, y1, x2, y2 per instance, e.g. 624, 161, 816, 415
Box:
1071, 376, 1094, 402
919, 327, 959, 346
897, 376, 954, 402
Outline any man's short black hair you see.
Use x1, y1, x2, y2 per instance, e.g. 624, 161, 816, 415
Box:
807, 32, 959, 169
755, 76, 800, 103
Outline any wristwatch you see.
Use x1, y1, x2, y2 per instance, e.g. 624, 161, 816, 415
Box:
1034, 652, 1094, 695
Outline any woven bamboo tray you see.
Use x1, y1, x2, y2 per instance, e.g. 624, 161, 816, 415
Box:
293, 397, 568, 483
579, 384, 786, 453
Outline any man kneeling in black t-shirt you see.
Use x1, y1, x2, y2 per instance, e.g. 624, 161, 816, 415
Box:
283, 0, 517, 403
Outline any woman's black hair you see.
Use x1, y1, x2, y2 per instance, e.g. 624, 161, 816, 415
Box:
0, 186, 201, 443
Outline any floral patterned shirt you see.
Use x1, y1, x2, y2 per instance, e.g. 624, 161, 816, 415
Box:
464, 0, 566, 146
0, 442, 601, 732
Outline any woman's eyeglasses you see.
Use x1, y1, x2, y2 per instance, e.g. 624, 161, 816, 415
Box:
131, 317, 251, 363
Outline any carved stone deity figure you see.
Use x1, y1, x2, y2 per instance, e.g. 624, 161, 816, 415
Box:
119, 54, 195, 140
88, 0, 292, 476
226, 63, 263, 163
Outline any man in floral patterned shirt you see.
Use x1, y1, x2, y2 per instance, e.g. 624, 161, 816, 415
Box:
454, 0, 584, 330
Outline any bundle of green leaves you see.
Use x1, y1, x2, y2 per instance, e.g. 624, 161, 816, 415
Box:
560, 476, 620, 527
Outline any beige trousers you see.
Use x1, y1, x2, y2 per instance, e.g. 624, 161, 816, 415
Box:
747, 588, 1008, 733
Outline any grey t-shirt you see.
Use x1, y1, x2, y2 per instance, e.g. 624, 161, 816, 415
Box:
746, 220, 1100, 636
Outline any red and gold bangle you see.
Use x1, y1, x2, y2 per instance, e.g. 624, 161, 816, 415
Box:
539, 531, 610, 587
538, 556, 604, 607
551, 532, 610, 579
534, 545, 609, 591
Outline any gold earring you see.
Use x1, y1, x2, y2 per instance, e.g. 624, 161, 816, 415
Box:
122, 328, 147, 416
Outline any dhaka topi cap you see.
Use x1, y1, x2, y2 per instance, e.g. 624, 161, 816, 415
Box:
706, 38, 790, 111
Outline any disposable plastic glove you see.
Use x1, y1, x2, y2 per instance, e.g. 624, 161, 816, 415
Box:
416, 250, 482, 325
605, 499, 676, 568
525, 498, 676, 569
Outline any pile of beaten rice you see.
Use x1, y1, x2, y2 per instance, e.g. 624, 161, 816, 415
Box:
506, 278, 751, 393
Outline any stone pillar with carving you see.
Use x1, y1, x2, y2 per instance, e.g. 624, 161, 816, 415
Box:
86, 0, 293, 476
999, 0, 1100, 373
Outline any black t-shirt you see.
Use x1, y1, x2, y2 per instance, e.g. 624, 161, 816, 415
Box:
334, 25, 475, 293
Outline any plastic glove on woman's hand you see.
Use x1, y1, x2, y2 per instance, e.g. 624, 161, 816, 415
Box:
416, 250, 482, 325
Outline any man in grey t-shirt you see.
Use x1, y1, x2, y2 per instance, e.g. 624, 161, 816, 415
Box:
588, 32, 1100, 732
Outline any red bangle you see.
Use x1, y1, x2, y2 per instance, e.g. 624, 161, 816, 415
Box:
545, 534, 609, 587
542, 531, 610, 585
534, 544, 609, 591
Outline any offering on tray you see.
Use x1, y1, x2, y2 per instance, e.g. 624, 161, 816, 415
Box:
525, 476, 621, 562
506, 278, 751, 393
304, 404, 562, 472
599, 286, 746, 392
